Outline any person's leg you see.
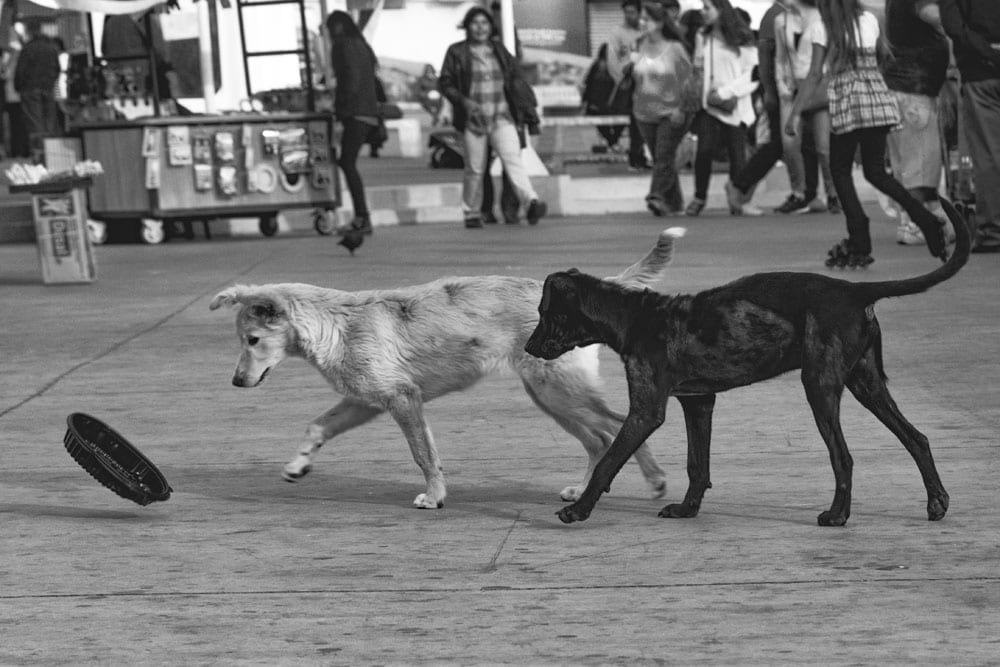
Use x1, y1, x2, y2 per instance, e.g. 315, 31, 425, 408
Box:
489, 120, 539, 205
731, 105, 782, 194
628, 112, 647, 168
961, 80, 1000, 249
779, 96, 807, 198
481, 144, 496, 220
801, 119, 819, 202
692, 111, 719, 205
858, 126, 946, 260
829, 129, 870, 254
661, 119, 688, 213
338, 118, 371, 222
811, 108, 836, 207
887, 91, 943, 243
19, 90, 46, 160
724, 121, 748, 184
461, 128, 489, 225
637, 120, 665, 211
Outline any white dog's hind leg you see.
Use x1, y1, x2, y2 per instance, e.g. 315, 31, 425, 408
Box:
519, 354, 668, 501
386, 387, 446, 509
283, 398, 383, 482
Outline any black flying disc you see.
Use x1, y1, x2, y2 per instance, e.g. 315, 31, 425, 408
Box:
63, 413, 172, 506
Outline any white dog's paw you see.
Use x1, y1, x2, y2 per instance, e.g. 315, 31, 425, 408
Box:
560, 485, 583, 502
413, 493, 444, 509
282, 457, 312, 482
649, 478, 667, 499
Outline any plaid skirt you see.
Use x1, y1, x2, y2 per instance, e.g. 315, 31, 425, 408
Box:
828, 51, 900, 134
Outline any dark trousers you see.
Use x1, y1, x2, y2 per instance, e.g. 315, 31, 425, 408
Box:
636, 115, 688, 212
339, 117, 370, 218
732, 105, 781, 193
628, 113, 647, 167
829, 125, 939, 254
19, 89, 60, 157
693, 111, 748, 201
961, 79, 1000, 246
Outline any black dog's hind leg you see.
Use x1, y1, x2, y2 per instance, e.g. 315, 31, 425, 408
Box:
557, 356, 670, 524
846, 342, 949, 521
802, 320, 854, 526
659, 393, 716, 519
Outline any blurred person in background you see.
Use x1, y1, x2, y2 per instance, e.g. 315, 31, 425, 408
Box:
439, 7, 547, 228
608, 0, 650, 171
774, 0, 836, 215
631, 1, 696, 216
882, 0, 951, 247
687, 0, 757, 217
940, 0, 1000, 253
13, 17, 59, 162
327, 9, 379, 237
788, 0, 949, 267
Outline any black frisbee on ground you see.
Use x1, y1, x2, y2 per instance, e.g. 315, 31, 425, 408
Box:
64, 413, 172, 506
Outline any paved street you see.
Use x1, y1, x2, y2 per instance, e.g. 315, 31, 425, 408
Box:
1, 211, 997, 665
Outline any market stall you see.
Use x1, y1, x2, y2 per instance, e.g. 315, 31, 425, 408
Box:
16, 0, 339, 243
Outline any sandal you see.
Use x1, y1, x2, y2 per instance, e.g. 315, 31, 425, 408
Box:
685, 198, 706, 217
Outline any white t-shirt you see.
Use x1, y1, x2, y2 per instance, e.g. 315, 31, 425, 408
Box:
810, 10, 880, 50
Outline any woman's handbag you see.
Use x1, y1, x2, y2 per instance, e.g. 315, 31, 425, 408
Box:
706, 37, 738, 114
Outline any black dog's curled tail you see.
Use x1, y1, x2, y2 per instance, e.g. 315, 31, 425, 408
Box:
857, 198, 971, 304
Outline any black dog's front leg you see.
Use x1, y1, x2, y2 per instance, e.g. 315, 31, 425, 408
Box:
558, 357, 669, 524
659, 394, 715, 519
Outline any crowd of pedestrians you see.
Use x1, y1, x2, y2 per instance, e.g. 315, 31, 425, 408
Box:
576, 0, 1000, 263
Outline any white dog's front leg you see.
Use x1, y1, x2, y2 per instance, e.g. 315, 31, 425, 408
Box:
282, 399, 383, 482
387, 389, 446, 509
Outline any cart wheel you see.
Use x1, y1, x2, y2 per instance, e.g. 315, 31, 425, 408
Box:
313, 209, 336, 236
87, 220, 108, 245
140, 219, 166, 245
259, 214, 279, 237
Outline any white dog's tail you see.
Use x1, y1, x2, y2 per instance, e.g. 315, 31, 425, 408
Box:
605, 227, 686, 289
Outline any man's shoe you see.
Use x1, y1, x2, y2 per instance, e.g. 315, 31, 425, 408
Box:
739, 203, 765, 217
481, 211, 499, 224
827, 195, 842, 215
526, 199, 547, 225
971, 243, 1000, 254
464, 214, 483, 228
775, 194, 810, 214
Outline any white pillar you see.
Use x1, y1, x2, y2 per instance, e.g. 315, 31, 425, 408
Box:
500, 0, 515, 54
198, 0, 216, 113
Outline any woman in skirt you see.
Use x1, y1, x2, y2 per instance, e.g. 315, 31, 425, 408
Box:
785, 0, 948, 267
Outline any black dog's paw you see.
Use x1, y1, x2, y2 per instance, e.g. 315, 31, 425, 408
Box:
927, 493, 949, 521
556, 504, 591, 524
658, 502, 699, 519
817, 510, 849, 527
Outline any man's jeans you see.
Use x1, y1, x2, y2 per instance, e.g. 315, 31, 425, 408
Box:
962, 79, 1000, 247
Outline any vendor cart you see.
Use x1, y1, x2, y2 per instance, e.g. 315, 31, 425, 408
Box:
76, 111, 339, 243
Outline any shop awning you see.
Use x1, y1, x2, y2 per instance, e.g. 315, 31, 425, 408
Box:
21, 0, 168, 15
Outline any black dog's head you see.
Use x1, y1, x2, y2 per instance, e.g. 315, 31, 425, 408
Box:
525, 270, 602, 360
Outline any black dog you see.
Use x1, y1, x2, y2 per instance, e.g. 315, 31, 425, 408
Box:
525, 200, 970, 527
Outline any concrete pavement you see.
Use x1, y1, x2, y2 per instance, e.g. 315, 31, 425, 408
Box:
1, 212, 998, 665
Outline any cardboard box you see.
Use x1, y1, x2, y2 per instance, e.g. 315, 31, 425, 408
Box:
31, 188, 96, 285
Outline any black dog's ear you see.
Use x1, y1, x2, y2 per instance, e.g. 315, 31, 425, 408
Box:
249, 301, 284, 321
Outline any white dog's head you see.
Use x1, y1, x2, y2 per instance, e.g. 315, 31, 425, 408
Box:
210, 285, 294, 388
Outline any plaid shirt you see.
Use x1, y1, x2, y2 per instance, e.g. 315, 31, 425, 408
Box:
828, 50, 900, 134
468, 44, 512, 132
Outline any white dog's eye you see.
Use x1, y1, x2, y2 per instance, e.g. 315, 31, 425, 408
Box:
247, 335, 260, 346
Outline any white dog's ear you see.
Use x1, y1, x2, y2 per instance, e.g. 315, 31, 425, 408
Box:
209, 285, 246, 311
209, 285, 288, 321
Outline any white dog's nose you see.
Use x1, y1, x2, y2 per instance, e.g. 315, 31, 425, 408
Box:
232, 374, 247, 387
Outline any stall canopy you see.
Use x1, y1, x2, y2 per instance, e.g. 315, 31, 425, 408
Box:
21, 0, 169, 15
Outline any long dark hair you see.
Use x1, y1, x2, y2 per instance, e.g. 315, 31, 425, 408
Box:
461, 6, 496, 36
326, 10, 363, 40
702, 0, 754, 51
642, 1, 685, 42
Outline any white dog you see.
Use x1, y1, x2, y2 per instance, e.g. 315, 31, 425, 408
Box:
210, 228, 685, 509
